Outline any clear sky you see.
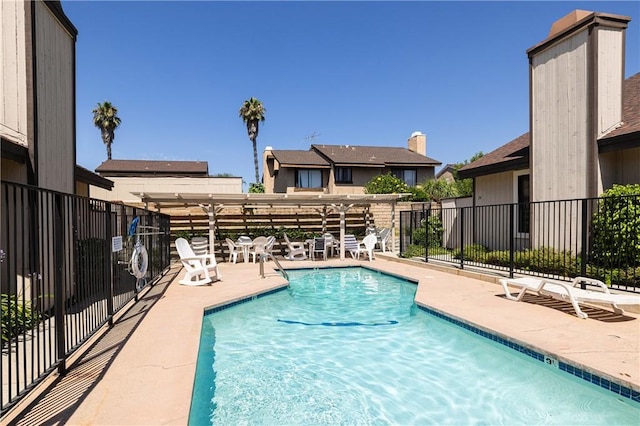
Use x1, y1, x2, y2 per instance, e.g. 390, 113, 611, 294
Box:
65, 1, 640, 190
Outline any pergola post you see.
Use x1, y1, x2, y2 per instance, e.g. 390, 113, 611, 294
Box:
391, 201, 396, 252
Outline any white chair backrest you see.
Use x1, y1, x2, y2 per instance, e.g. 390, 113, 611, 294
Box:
379, 228, 390, 241
362, 234, 377, 250
343, 234, 358, 250
237, 235, 252, 244
225, 238, 237, 251
265, 236, 276, 251
176, 238, 196, 260
191, 237, 208, 255
252, 236, 268, 247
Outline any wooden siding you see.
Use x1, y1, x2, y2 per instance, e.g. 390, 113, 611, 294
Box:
0, 0, 29, 146
531, 29, 589, 202
597, 28, 624, 137
474, 171, 515, 206
35, 1, 75, 193
600, 147, 640, 189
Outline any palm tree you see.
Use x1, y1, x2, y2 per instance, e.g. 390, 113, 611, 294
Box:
92, 101, 122, 160
239, 97, 266, 184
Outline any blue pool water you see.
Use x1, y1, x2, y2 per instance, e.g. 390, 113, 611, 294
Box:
189, 267, 640, 425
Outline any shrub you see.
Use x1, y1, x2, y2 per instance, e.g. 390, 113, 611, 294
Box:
590, 184, 640, 267
364, 173, 409, 194
248, 183, 265, 193
453, 244, 488, 260
1, 294, 41, 345
411, 215, 444, 248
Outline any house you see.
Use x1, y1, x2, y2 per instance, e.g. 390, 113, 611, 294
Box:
91, 159, 243, 203
263, 132, 441, 194
435, 164, 457, 183
457, 10, 639, 250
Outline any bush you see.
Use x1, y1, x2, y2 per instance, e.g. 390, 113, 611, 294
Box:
591, 184, 640, 267
411, 215, 444, 248
453, 244, 488, 260
364, 173, 409, 194
248, 183, 265, 193
1, 294, 41, 345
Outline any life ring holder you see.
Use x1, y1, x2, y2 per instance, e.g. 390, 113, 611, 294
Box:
131, 243, 148, 279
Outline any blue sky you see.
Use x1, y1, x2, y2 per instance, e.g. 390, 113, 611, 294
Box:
66, 1, 640, 189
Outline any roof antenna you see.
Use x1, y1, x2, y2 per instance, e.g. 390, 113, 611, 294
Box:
304, 131, 320, 142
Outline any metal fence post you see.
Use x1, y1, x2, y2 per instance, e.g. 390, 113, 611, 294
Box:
509, 203, 515, 278
460, 207, 465, 269
424, 206, 429, 262
106, 203, 114, 326
54, 193, 67, 375
580, 198, 589, 287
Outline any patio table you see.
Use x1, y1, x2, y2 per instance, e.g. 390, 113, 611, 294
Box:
236, 239, 253, 264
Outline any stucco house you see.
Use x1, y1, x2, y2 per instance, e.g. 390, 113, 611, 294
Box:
263, 132, 441, 194
92, 159, 243, 203
456, 10, 638, 251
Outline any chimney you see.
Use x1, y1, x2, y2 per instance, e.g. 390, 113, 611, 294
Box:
408, 131, 426, 156
527, 10, 630, 201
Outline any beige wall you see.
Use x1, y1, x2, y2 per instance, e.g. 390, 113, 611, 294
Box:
91, 176, 243, 202
34, 1, 75, 193
596, 28, 625, 137
0, 0, 29, 148
474, 171, 516, 206
599, 147, 640, 189
531, 29, 589, 202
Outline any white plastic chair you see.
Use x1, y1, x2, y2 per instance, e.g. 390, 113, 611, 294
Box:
190, 237, 208, 255
250, 236, 268, 263
355, 234, 377, 261
311, 237, 327, 261
175, 237, 221, 285
283, 233, 307, 260
376, 228, 391, 252
225, 238, 240, 264
343, 234, 360, 259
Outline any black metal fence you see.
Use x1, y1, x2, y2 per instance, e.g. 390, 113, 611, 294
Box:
400, 195, 639, 292
1, 181, 171, 415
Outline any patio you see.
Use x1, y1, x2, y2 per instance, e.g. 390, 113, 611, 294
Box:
5, 254, 639, 425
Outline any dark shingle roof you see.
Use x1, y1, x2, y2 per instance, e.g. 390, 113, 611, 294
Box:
95, 159, 209, 176
457, 133, 530, 179
600, 72, 640, 140
270, 150, 330, 168
311, 144, 441, 167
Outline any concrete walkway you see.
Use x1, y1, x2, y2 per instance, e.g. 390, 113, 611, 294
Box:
5, 255, 639, 425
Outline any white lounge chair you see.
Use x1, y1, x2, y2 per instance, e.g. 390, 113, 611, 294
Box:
499, 276, 640, 319
376, 228, 391, 252
343, 234, 360, 259
283, 233, 307, 260
190, 236, 208, 255
175, 237, 221, 285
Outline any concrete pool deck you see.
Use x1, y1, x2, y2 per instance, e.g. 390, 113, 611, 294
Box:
5, 255, 640, 425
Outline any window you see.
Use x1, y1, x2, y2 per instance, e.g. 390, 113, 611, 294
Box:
296, 169, 322, 188
392, 169, 417, 186
516, 173, 530, 234
335, 167, 352, 184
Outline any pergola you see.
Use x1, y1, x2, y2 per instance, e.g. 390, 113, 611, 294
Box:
135, 192, 410, 260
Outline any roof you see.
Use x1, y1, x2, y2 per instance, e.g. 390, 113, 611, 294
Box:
95, 159, 209, 176
600, 72, 640, 142
270, 150, 330, 168
75, 165, 113, 190
457, 133, 530, 179
435, 164, 457, 179
458, 73, 640, 179
311, 144, 441, 167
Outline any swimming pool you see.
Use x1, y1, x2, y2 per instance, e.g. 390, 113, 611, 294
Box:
189, 267, 640, 425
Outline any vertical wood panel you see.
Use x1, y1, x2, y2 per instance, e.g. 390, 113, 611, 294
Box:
597, 28, 624, 136
531, 30, 589, 202
35, 1, 74, 193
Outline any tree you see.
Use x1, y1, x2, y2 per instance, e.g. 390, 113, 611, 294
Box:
92, 101, 122, 160
239, 97, 266, 184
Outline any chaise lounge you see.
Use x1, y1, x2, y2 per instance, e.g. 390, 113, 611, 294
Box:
499, 276, 640, 319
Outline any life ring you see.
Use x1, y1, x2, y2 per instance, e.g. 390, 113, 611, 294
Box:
131, 244, 148, 279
